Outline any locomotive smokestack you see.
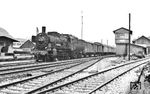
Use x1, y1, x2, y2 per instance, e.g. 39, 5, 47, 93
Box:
42, 26, 46, 33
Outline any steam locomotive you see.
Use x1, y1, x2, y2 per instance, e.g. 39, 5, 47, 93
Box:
32, 26, 115, 62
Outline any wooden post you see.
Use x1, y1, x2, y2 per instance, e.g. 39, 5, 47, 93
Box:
128, 13, 131, 60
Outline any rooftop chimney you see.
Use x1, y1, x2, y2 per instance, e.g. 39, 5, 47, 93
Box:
42, 26, 46, 33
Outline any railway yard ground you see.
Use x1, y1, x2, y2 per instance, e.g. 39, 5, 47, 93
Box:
1, 2, 150, 93
0, 56, 150, 94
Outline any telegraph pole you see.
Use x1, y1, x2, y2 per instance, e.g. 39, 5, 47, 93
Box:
128, 13, 131, 60
81, 11, 83, 39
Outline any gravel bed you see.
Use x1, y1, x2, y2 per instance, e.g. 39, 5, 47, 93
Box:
96, 64, 145, 94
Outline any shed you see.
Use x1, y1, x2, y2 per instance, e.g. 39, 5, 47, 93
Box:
0, 27, 18, 54
132, 35, 150, 54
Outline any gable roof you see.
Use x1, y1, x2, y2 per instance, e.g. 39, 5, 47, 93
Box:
20, 40, 35, 48
113, 27, 132, 34
132, 35, 150, 42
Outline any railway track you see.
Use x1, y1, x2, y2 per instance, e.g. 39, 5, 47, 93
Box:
0, 60, 36, 67
0, 61, 82, 85
0, 57, 96, 85
0, 57, 98, 68
24, 57, 150, 94
0, 59, 87, 76
0, 57, 98, 74
0, 56, 108, 94
88, 61, 147, 94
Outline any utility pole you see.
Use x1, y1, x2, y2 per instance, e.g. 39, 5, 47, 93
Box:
81, 11, 83, 39
128, 13, 131, 60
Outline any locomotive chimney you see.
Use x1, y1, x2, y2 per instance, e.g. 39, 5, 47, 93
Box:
42, 26, 46, 33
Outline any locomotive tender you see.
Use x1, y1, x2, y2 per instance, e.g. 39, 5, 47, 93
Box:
32, 26, 115, 62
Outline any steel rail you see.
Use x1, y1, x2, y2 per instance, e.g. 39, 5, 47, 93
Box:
0, 56, 97, 76
88, 61, 148, 94
35, 57, 149, 94
0, 61, 82, 76
0, 56, 99, 67
0, 58, 96, 89
26, 58, 103, 94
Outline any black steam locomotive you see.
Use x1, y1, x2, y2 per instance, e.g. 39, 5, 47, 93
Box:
32, 26, 115, 62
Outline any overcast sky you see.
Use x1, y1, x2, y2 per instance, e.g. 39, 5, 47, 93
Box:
0, 0, 150, 46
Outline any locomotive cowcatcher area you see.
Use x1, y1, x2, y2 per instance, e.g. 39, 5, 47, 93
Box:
0, 26, 150, 94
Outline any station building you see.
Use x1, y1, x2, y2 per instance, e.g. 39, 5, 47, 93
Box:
0, 27, 18, 55
113, 27, 146, 56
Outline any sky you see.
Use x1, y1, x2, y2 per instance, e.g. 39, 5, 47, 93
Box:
0, 0, 150, 46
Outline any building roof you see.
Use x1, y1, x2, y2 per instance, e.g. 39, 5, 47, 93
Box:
131, 43, 146, 48
0, 27, 18, 42
20, 40, 35, 49
16, 38, 27, 42
113, 27, 132, 34
132, 35, 150, 43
